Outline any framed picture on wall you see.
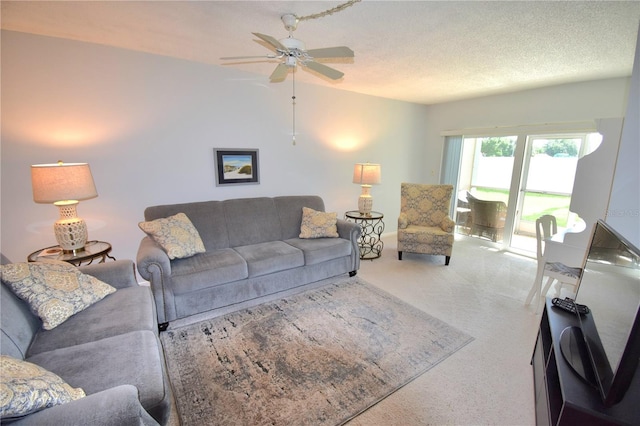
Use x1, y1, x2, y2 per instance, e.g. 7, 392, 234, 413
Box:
214, 149, 260, 186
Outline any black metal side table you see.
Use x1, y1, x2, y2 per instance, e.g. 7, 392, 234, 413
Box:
345, 211, 385, 260
28, 240, 115, 267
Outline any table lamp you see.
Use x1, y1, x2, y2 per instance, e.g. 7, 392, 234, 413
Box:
352, 163, 381, 216
31, 161, 98, 253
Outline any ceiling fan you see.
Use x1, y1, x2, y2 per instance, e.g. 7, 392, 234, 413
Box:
220, 14, 354, 82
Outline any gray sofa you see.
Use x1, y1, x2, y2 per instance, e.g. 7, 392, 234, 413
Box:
0, 259, 173, 425
137, 195, 361, 328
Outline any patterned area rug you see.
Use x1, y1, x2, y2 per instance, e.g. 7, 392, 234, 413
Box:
161, 277, 473, 425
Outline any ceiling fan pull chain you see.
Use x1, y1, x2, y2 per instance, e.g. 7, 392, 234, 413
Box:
292, 68, 296, 146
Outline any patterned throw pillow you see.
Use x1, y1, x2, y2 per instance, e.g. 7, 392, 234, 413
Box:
299, 207, 339, 239
0, 261, 116, 330
139, 212, 206, 259
0, 355, 85, 419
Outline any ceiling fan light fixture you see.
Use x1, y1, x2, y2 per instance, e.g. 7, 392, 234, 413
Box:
285, 56, 297, 67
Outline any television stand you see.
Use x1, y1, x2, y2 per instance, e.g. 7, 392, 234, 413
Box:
531, 299, 640, 425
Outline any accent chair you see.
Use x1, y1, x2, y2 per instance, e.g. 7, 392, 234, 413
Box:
397, 183, 455, 265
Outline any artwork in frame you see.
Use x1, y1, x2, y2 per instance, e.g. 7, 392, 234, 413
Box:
214, 149, 260, 186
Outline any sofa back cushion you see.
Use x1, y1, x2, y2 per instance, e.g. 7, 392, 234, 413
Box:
223, 198, 283, 247
1, 282, 40, 359
145, 200, 230, 251
144, 196, 327, 250
275, 196, 325, 240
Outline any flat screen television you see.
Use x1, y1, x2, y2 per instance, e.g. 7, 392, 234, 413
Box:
570, 220, 640, 407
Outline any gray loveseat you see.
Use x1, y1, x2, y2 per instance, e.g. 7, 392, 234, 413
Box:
137, 195, 361, 328
0, 259, 173, 425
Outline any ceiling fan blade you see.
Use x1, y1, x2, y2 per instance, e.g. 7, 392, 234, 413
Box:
306, 46, 354, 59
252, 32, 288, 52
270, 63, 289, 82
304, 61, 344, 80
220, 55, 277, 60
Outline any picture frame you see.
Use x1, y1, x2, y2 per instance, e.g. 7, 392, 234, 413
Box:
214, 149, 260, 186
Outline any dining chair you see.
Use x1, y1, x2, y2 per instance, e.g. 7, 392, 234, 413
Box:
524, 214, 583, 313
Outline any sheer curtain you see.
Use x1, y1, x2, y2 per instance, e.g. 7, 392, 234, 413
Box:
441, 135, 463, 216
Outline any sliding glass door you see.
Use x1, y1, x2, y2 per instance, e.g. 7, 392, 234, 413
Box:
446, 129, 602, 254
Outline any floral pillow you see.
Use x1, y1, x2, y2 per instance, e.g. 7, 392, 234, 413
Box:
0, 261, 116, 330
299, 207, 339, 239
139, 212, 206, 259
0, 355, 85, 419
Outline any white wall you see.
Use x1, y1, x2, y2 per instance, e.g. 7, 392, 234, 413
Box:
1, 30, 428, 263
1, 30, 635, 266
607, 24, 640, 248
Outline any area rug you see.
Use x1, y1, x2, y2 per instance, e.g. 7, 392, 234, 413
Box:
160, 276, 474, 425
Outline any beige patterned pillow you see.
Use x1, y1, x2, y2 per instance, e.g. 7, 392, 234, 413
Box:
0, 355, 85, 418
299, 207, 339, 239
1, 261, 116, 330
139, 212, 206, 259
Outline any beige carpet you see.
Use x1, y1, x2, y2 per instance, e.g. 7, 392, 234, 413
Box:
161, 277, 473, 425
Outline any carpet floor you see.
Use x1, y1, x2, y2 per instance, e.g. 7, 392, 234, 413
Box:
161, 276, 473, 425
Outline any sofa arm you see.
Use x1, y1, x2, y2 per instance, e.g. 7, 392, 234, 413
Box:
336, 219, 361, 273
336, 218, 361, 241
79, 260, 137, 290
8, 385, 160, 426
136, 237, 171, 281
136, 237, 174, 324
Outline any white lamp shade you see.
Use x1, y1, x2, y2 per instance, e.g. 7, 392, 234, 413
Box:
352, 163, 381, 185
31, 163, 98, 203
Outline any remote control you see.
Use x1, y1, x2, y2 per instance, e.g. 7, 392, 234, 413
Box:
552, 297, 590, 315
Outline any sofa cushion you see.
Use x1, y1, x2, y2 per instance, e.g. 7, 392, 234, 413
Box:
234, 241, 304, 278
223, 198, 283, 247
1, 283, 41, 359
284, 238, 353, 265
27, 330, 167, 414
0, 355, 85, 419
299, 207, 339, 238
139, 212, 206, 259
145, 201, 230, 251
27, 286, 157, 357
274, 196, 325, 239
171, 249, 248, 295
1, 261, 116, 330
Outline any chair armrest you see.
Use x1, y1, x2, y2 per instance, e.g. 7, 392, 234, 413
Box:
398, 212, 408, 229
79, 260, 137, 289
440, 216, 455, 233
9, 385, 160, 426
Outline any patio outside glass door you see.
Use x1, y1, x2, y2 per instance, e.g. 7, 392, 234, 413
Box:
452, 131, 602, 254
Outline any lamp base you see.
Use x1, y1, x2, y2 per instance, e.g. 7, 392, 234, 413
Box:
53, 201, 88, 251
358, 185, 373, 216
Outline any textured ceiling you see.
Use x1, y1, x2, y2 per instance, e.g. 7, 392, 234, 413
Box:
2, 1, 640, 105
